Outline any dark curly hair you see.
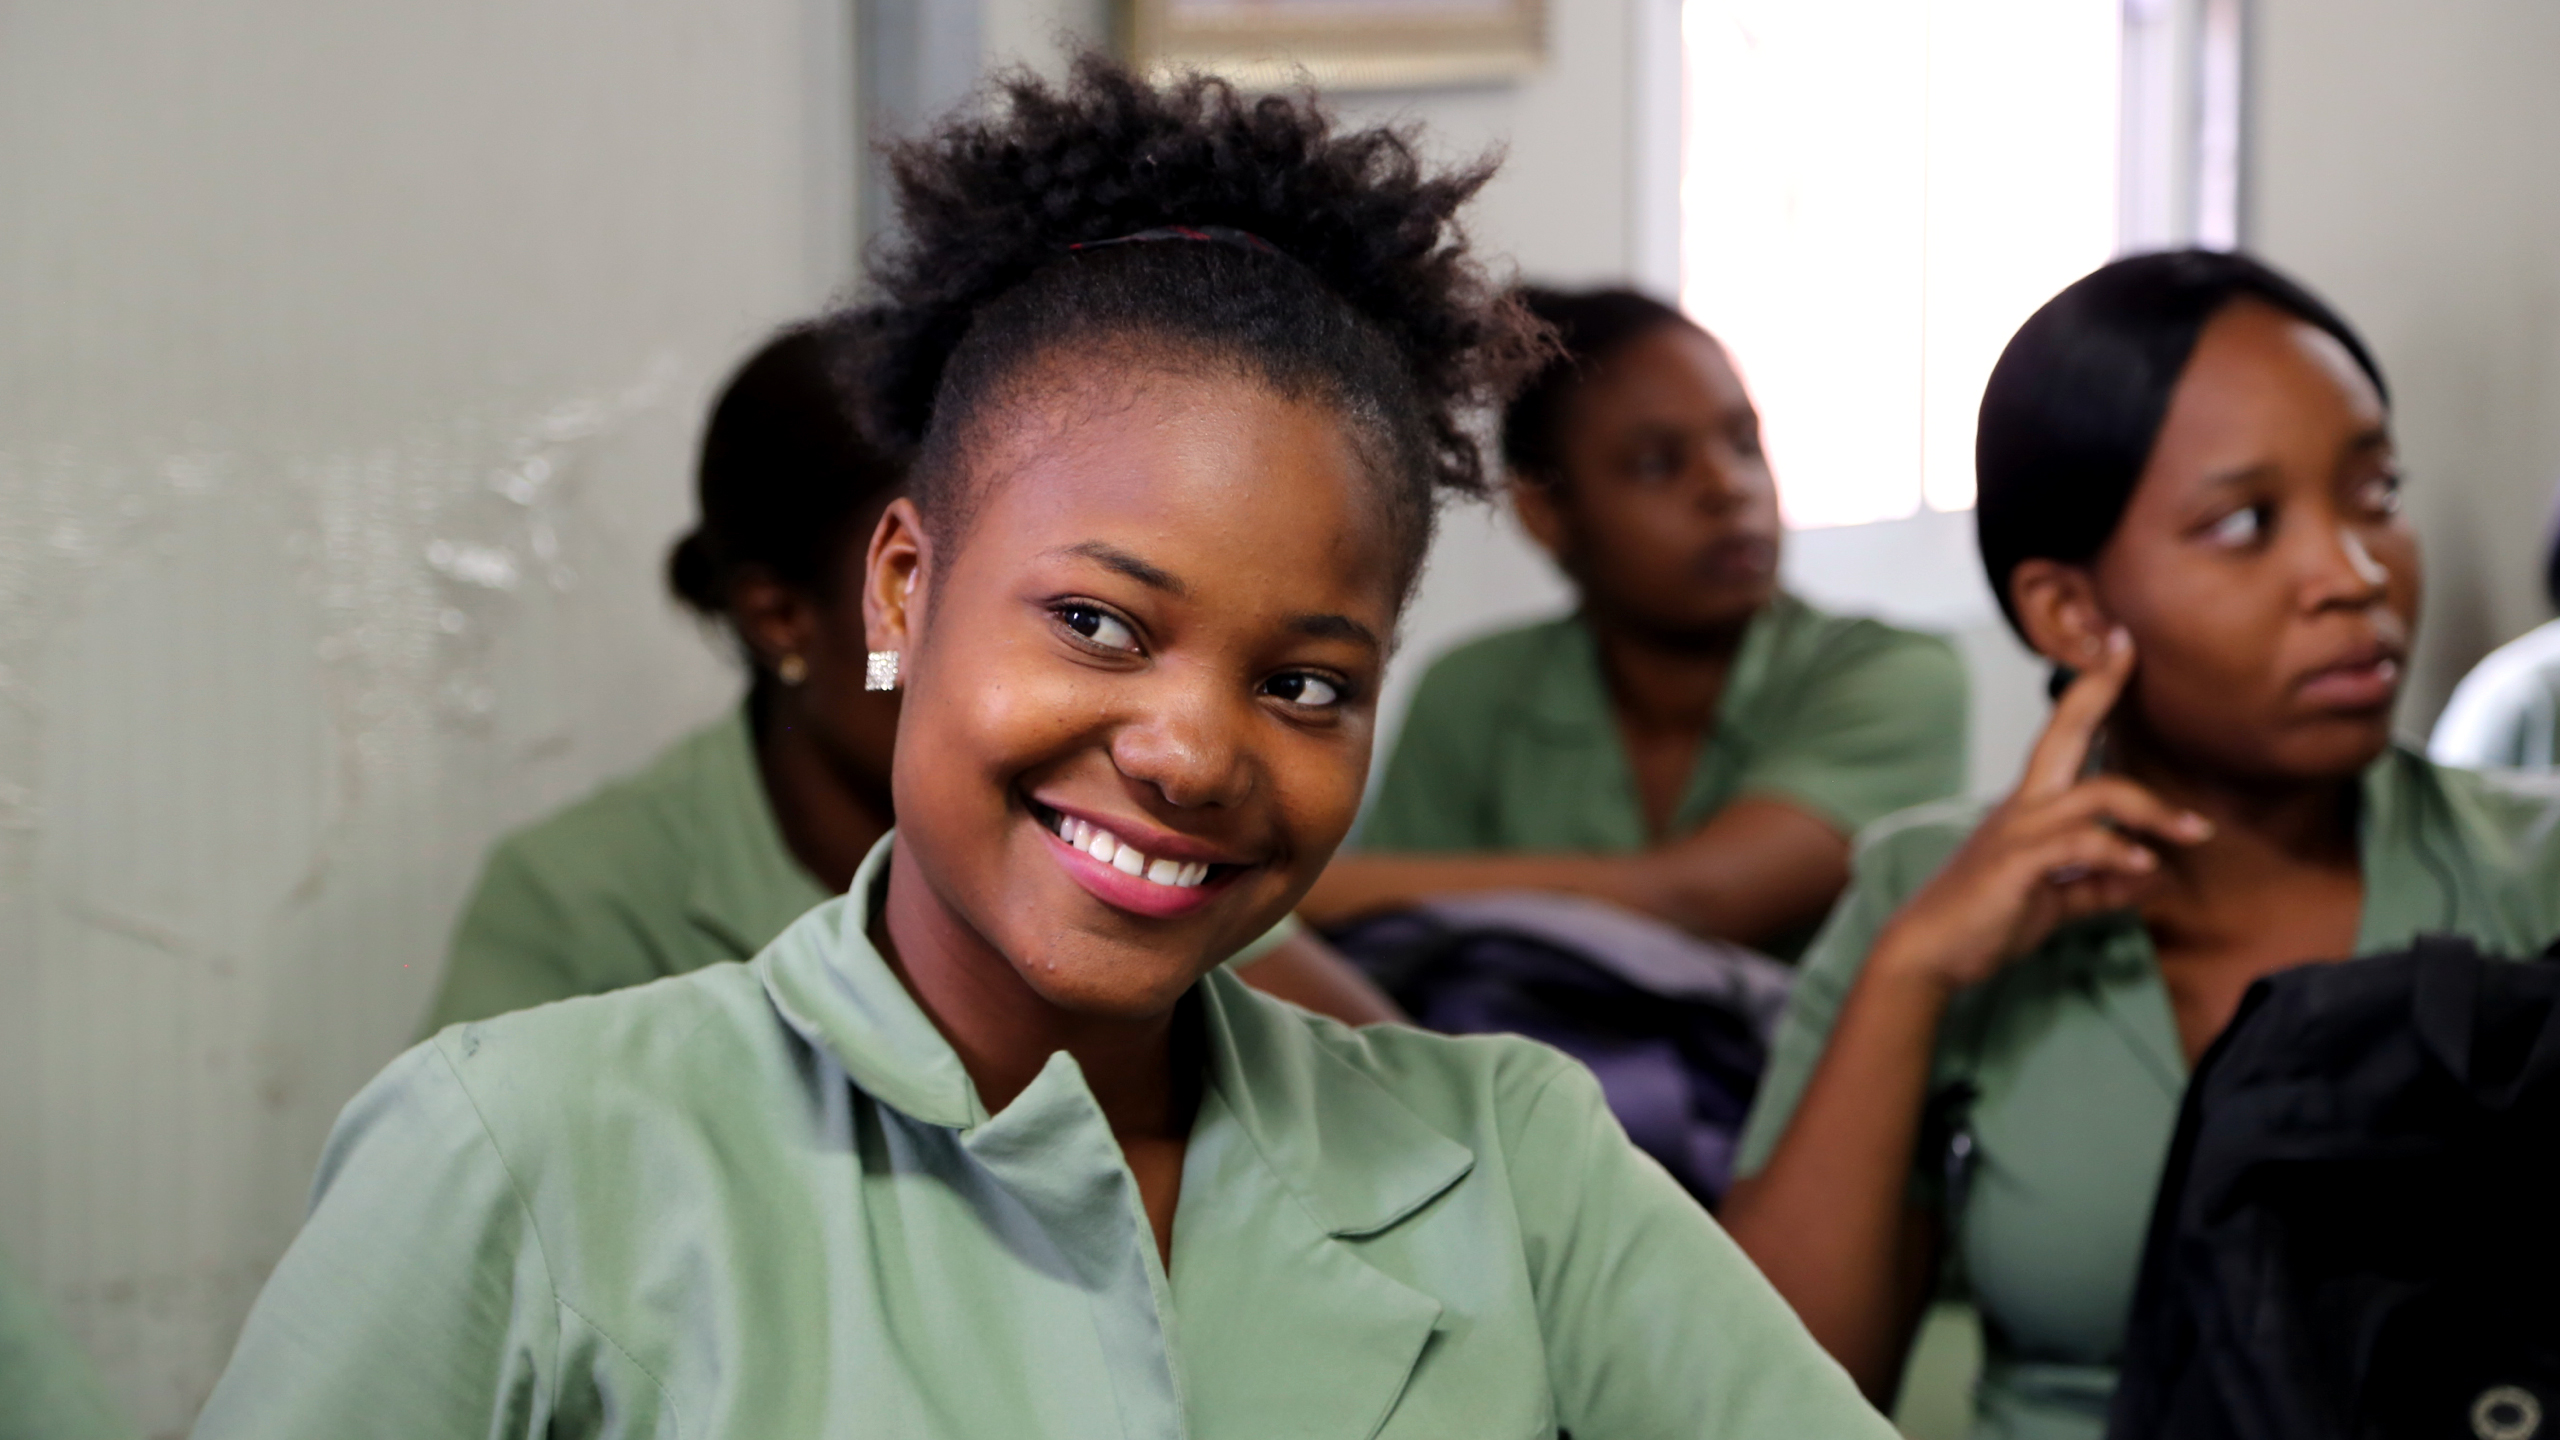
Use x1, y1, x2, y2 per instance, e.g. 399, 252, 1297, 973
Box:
667, 318, 904, 641
850, 55, 1546, 602
1501, 286, 1707, 483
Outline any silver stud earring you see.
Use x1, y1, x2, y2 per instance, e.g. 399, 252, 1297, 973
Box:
864, 650, 901, 692
776, 654, 808, 686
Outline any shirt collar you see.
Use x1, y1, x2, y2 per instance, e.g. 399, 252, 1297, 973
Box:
1193, 969, 1474, 1236
757, 832, 1474, 1232
1512, 596, 1796, 742
2355, 740, 2520, 949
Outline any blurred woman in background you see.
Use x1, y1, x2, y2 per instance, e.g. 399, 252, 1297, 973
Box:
1722, 250, 2560, 1439
1304, 287, 1967, 956
421, 319, 1396, 1033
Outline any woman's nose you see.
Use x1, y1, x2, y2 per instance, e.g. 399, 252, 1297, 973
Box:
2303, 518, 2392, 606
1110, 684, 1255, 810
1690, 453, 1748, 513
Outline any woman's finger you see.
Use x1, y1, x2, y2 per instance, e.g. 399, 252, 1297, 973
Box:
2018, 627, 2137, 798
2019, 826, 2160, 889
2049, 775, 2214, 847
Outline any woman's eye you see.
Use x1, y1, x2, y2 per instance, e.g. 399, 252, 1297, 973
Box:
1057, 604, 1140, 653
1263, 673, 1343, 709
2206, 505, 2267, 548
1630, 445, 1682, 483
2358, 472, 2404, 515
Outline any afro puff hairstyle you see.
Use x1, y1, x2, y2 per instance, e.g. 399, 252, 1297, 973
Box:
849, 55, 1548, 601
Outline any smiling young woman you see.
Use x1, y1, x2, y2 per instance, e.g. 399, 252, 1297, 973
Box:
193, 59, 1895, 1439
414, 319, 1399, 1039
1718, 250, 2560, 1440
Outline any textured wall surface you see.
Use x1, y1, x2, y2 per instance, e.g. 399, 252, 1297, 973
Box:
2252, 0, 2560, 730
0, 1, 855, 1430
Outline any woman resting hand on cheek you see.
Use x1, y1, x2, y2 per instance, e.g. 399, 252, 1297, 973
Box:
1722, 250, 2560, 1440
193, 59, 1894, 1440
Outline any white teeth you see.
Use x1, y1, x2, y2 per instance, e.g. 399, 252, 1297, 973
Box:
1048, 808, 1219, 888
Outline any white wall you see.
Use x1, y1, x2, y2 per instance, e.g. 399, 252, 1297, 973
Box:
0, 2, 855, 1431
2250, 0, 2560, 733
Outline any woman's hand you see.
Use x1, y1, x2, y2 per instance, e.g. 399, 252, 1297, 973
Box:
1868, 630, 2211, 993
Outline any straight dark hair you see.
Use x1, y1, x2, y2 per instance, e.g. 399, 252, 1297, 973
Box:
1976, 249, 2388, 638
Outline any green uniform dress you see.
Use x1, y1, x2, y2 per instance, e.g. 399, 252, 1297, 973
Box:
1361, 597, 1967, 931
424, 706, 1291, 1033
1735, 747, 2560, 1440
1, 1246, 136, 1440
198, 837, 1897, 1439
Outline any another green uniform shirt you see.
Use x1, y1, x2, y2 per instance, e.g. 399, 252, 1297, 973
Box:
0, 1246, 135, 1440
1735, 747, 2560, 1440
200, 837, 1896, 1440
425, 706, 1291, 1033
1362, 596, 1968, 856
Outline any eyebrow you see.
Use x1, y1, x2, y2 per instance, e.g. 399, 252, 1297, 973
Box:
1054, 540, 1187, 596
1291, 613, 1383, 653
2197, 461, 2280, 493
1051, 540, 1383, 653
2199, 428, 2395, 492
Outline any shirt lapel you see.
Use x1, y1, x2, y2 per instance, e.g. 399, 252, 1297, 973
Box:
1172, 973, 1472, 1439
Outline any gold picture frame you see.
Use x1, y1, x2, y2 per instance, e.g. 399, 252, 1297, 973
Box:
1122, 0, 1546, 91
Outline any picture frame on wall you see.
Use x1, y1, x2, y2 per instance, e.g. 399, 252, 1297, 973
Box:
1122, 0, 1546, 91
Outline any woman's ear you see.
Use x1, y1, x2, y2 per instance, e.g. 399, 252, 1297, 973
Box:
729, 568, 820, 675
2010, 559, 2117, 669
1508, 474, 1569, 562
863, 498, 930, 657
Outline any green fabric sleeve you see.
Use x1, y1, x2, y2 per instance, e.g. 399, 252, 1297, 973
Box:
190, 1045, 569, 1438
0, 1248, 135, 1440
421, 839, 649, 1036
1506, 1055, 1899, 1438
1731, 847, 1903, 1180
1735, 802, 1980, 1184
1358, 658, 1497, 853
1742, 631, 1969, 839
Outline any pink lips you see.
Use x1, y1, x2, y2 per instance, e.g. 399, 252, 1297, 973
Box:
1038, 820, 1239, 920
2296, 654, 2401, 712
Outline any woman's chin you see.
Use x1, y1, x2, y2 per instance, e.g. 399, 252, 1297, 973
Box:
1010, 947, 1209, 1020
2256, 719, 2395, 784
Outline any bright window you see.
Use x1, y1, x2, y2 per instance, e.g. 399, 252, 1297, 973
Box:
1679, 0, 2123, 528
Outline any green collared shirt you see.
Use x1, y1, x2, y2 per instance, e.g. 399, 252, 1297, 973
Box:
1361, 596, 1968, 860
201, 837, 1895, 1439
423, 707, 1291, 1033
1735, 747, 2560, 1440
422, 706, 831, 1032
1, 1245, 135, 1440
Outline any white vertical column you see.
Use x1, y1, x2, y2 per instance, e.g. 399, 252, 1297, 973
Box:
2118, 0, 2246, 254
